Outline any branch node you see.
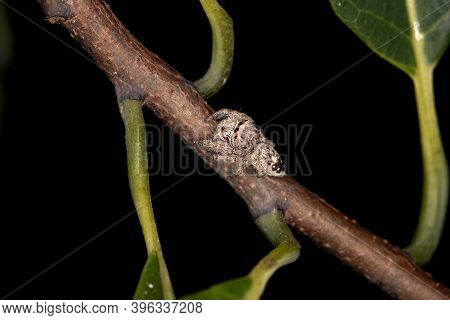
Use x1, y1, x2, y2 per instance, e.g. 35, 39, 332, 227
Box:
42, 0, 73, 24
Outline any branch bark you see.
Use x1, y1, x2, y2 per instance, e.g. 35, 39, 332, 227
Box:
40, 0, 449, 299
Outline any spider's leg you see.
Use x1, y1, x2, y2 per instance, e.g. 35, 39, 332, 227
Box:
195, 138, 248, 174
233, 163, 248, 176
206, 108, 234, 122
207, 108, 253, 123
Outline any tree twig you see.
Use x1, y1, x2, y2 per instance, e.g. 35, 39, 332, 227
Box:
40, 0, 449, 299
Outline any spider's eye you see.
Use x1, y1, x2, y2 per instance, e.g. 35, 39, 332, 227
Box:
234, 121, 245, 133
271, 159, 285, 173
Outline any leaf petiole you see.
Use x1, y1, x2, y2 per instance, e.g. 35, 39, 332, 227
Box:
181, 211, 300, 300
405, 67, 449, 266
194, 0, 234, 98
120, 99, 174, 299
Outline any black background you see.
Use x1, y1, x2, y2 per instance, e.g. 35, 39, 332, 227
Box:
0, 0, 448, 299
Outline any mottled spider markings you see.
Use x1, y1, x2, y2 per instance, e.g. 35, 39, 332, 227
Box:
196, 109, 286, 177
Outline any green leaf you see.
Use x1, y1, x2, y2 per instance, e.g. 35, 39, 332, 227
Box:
194, 0, 234, 98
134, 252, 165, 300
181, 277, 252, 300
181, 244, 299, 300
120, 100, 174, 299
329, 0, 450, 75
329, 0, 449, 265
181, 212, 300, 300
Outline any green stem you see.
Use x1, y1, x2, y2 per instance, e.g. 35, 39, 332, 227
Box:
248, 211, 300, 299
194, 0, 234, 99
405, 67, 449, 266
120, 99, 174, 299
180, 211, 299, 300
255, 210, 300, 248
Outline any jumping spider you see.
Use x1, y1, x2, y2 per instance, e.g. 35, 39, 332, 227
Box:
196, 109, 285, 177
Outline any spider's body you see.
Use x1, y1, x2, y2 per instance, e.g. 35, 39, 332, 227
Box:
198, 109, 285, 177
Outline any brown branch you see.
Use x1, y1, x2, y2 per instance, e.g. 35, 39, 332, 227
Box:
40, 0, 449, 299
